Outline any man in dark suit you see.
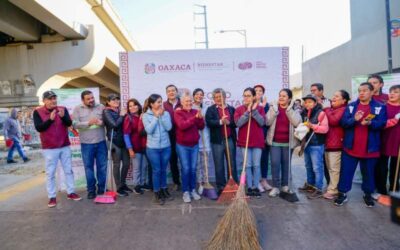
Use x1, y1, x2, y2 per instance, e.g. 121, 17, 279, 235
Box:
205, 88, 238, 195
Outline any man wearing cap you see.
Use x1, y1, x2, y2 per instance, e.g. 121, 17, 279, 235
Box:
72, 90, 106, 199
33, 91, 82, 208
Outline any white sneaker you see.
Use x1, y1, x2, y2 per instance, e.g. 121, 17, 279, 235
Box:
191, 189, 202, 201
183, 191, 191, 203
258, 183, 266, 193
281, 186, 289, 193
371, 193, 381, 201
198, 184, 204, 195
269, 188, 280, 197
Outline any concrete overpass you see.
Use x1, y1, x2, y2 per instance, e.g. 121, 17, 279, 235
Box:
0, 0, 137, 106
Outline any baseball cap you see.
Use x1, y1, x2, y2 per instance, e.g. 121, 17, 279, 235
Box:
42, 90, 57, 100
107, 93, 120, 101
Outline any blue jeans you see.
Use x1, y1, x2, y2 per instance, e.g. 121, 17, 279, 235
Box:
176, 144, 199, 192
260, 144, 270, 178
270, 146, 290, 188
42, 146, 75, 198
304, 145, 325, 190
81, 141, 107, 194
146, 147, 171, 192
132, 153, 147, 186
7, 138, 27, 161
241, 147, 262, 188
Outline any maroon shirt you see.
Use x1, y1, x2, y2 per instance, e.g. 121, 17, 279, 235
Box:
273, 106, 290, 143
324, 105, 346, 151
163, 99, 181, 127
123, 114, 146, 153
345, 104, 379, 158
381, 103, 400, 156
234, 105, 265, 148
36, 106, 70, 149
372, 93, 389, 104
217, 106, 232, 138
174, 109, 205, 147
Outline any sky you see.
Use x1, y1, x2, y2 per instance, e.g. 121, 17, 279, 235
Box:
110, 0, 351, 74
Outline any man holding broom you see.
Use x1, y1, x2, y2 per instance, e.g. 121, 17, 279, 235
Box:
205, 88, 238, 196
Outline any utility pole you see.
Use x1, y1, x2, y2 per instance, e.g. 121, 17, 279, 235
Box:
193, 4, 209, 49
385, 0, 393, 73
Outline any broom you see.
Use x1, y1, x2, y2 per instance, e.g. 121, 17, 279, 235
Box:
379, 145, 400, 206
200, 130, 218, 200
207, 106, 261, 250
217, 101, 239, 203
95, 129, 117, 204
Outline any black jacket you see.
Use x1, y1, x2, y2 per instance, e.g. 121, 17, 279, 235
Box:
205, 104, 236, 144
103, 108, 125, 148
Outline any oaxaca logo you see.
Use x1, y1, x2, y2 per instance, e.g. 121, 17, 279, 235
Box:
144, 63, 156, 74
158, 64, 192, 72
238, 62, 252, 70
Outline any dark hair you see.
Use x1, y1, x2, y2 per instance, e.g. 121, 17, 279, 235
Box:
165, 84, 178, 92
389, 84, 400, 92
295, 99, 301, 103
311, 83, 324, 91
126, 98, 142, 115
81, 90, 93, 100
193, 88, 204, 96
147, 94, 162, 110
243, 87, 256, 97
359, 82, 374, 91
279, 88, 293, 99
338, 90, 350, 104
367, 74, 384, 84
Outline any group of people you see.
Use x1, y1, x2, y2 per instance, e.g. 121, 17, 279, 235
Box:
32, 74, 400, 208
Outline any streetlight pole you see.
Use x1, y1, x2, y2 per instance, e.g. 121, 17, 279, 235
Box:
385, 0, 393, 73
218, 29, 247, 47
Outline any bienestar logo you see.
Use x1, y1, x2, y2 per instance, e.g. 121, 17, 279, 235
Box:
238, 62, 253, 70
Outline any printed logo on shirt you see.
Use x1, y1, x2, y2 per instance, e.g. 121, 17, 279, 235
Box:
374, 107, 382, 115
349, 106, 354, 114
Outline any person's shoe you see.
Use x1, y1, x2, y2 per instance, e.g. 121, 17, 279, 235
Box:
48, 198, 57, 208
247, 188, 254, 197
217, 189, 223, 197
198, 184, 204, 195
141, 184, 152, 191
253, 188, 261, 199
363, 194, 375, 207
269, 188, 280, 197
161, 188, 174, 201
121, 185, 133, 193
371, 192, 381, 201
298, 183, 315, 193
183, 191, 191, 203
23, 158, 30, 163
258, 183, 266, 193
281, 186, 290, 193
307, 189, 323, 199
174, 184, 181, 192
117, 188, 129, 197
7, 159, 17, 164
153, 192, 165, 205
334, 193, 348, 206
67, 193, 82, 201
323, 192, 336, 200
97, 191, 104, 195
191, 189, 201, 201
87, 192, 96, 199
133, 186, 144, 195
261, 179, 273, 191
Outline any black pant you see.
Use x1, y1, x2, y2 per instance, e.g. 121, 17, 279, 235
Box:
375, 155, 399, 195
324, 154, 330, 185
111, 144, 130, 189
169, 136, 181, 185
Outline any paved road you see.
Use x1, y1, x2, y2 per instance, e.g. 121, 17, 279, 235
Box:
0, 156, 399, 250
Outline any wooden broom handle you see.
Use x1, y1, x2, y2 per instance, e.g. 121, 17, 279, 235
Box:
241, 107, 253, 177
221, 101, 233, 178
393, 145, 400, 192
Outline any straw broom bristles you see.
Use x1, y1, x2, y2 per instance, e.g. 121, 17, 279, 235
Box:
206, 105, 261, 250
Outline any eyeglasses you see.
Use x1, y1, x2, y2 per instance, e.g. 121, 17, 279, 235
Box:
111, 98, 120, 101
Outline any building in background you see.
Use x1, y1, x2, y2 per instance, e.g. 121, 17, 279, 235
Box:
302, 0, 400, 97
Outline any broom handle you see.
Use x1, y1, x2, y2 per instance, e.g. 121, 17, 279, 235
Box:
240, 106, 253, 183
200, 130, 210, 183
393, 145, 400, 192
221, 101, 233, 178
106, 129, 114, 192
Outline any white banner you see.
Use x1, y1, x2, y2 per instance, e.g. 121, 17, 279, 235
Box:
119, 47, 289, 108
